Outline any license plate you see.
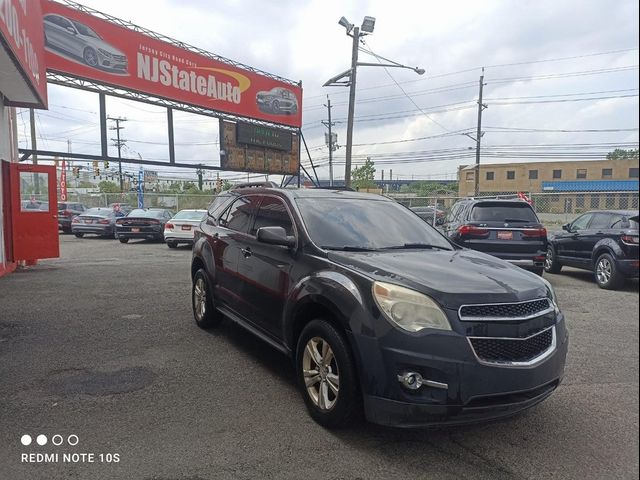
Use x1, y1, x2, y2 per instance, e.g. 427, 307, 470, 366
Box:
131, 227, 140, 233
85, 219, 93, 224
181, 225, 191, 231
497, 231, 513, 240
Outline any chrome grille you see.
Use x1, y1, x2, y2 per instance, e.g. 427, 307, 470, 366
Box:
468, 327, 555, 366
459, 298, 552, 321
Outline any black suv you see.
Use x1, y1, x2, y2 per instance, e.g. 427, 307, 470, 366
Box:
545, 210, 639, 289
58, 202, 87, 233
442, 198, 547, 275
191, 186, 568, 428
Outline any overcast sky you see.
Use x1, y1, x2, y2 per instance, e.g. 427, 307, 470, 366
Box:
19, 0, 639, 184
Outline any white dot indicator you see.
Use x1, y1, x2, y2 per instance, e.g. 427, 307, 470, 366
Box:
21, 435, 32, 446
37, 434, 48, 446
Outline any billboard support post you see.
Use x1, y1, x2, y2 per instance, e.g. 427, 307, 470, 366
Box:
99, 93, 108, 158
167, 108, 176, 165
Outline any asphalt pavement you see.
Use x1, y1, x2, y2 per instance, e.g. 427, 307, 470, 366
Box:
0, 235, 638, 480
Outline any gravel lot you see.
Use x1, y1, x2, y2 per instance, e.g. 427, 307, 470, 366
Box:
0, 235, 638, 480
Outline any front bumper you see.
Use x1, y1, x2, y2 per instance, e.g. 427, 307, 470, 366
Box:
350, 313, 568, 427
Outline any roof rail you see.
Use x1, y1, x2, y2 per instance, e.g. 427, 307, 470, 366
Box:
469, 194, 526, 201
232, 181, 279, 190
308, 186, 356, 191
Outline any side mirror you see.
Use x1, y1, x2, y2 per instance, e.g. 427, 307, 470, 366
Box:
256, 226, 295, 248
65, 26, 76, 35
562, 223, 571, 232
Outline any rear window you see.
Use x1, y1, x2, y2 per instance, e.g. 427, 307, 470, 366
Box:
470, 202, 539, 223
128, 209, 166, 218
173, 210, 206, 220
84, 208, 111, 217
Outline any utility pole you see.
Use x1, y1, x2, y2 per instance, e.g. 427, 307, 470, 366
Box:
196, 166, 204, 191
107, 116, 127, 192
29, 108, 39, 194
344, 26, 360, 189
322, 96, 338, 187
463, 68, 487, 197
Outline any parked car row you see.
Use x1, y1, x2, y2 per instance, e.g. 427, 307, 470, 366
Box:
68, 206, 207, 247
409, 198, 638, 290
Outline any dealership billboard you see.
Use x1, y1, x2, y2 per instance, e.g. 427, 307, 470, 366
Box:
220, 121, 299, 175
0, 0, 48, 107
40, 0, 302, 127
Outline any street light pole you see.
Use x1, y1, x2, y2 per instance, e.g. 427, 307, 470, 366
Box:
344, 26, 359, 189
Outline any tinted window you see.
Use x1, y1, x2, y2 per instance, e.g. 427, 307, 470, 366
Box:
251, 197, 294, 236
296, 198, 452, 250
571, 213, 593, 230
84, 208, 111, 217
470, 202, 539, 223
208, 194, 233, 219
220, 196, 260, 233
128, 209, 165, 218
589, 213, 611, 229
72, 21, 100, 38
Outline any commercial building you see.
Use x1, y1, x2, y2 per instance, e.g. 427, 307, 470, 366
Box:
458, 158, 639, 213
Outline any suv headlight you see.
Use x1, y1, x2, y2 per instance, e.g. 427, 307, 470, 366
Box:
372, 281, 451, 332
541, 277, 560, 314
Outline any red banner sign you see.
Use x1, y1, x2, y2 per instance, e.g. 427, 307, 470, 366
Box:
59, 159, 67, 201
0, 0, 48, 107
41, 1, 302, 127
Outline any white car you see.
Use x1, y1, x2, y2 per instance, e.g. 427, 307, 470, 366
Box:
164, 209, 206, 248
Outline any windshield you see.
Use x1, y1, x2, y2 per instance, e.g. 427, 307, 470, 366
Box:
72, 21, 101, 39
470, 202, 539, 223
296, 198, 452, 250
173, 210, 206, 220
128, 209, 165, 218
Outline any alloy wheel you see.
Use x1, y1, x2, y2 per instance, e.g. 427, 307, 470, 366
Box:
544, 247, 553, 270
302, 336, 339, 411
193, 277, 207, 321
596, 258, 612, 285
84, 49, 98, 66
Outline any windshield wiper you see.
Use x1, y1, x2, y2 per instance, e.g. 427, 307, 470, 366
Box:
322, 246, 379, 252
381, 243, 451, 251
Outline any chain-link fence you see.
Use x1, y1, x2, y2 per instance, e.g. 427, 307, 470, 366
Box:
61, 192, 214, 212
388, 190, 639, 230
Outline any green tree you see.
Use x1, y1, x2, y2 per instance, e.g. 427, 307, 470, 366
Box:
77, 181, 95, 188
607, 148, 639, 160
98, 180, 120, 193
182, 182, 200, 193
351, 157, 376, 190
222, 180, 234, 191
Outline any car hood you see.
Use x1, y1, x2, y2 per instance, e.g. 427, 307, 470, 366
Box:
327, 248, 548, 310
83, 37, 125, 56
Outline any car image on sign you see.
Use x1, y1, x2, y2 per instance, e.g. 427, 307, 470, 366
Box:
43, 13, 128, 72
256, 87, 299, 115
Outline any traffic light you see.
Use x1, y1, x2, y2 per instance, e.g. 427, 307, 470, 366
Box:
104, 160, 110, 169
215, 177, 223, 192
73, 167, 80, 178
92, 160, 100, 177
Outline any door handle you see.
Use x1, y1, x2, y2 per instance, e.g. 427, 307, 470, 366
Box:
241, 247, 252, 258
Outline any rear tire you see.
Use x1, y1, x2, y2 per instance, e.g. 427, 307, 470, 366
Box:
74, 233, 84, 238
296, 319, 359, 429
167, 241, 177, 248
192, 269, 222, 328
594, 253, 624, 290
544, 245, 562, 273
119, 237, 129, 244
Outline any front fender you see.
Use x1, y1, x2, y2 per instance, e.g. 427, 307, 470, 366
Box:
283, 270, 375, 350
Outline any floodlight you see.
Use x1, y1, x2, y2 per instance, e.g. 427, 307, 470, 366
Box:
338, 16, 354, 32
415, 68, 426, 75
361, 16, 376, 33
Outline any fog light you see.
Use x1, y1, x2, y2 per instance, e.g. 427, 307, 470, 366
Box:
397, 371, 449, 391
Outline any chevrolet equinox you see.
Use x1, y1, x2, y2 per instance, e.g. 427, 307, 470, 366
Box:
191, 185, 568, 428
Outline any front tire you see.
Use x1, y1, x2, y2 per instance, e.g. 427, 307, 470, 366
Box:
296, 319, 359, 429
83, 47, 99, 67
192, 269, 222, 328
119, 237, 129, 243
74, 233, 84, 238
594, 253, 624, 290
167, 241, 178, 249
544, 245, 562, 273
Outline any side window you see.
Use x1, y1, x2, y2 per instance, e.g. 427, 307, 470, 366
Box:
250, 197, 294, 236
219, 196, 260, 233
589, 213, 611, 230
571, 213, 593, 231
446, 203, 461, 223
609, 215, 627, 229
207, 194, 232, 219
